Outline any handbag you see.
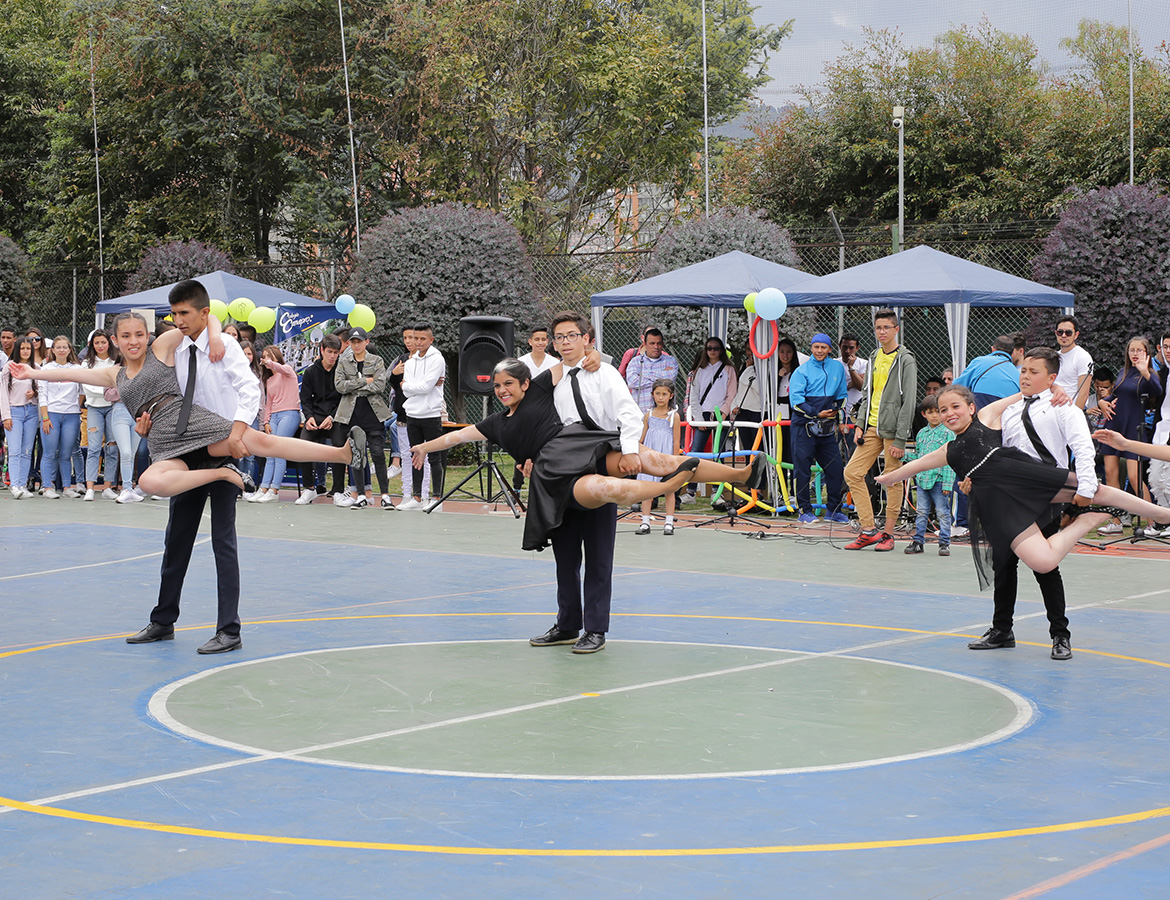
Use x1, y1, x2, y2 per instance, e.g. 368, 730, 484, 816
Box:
104, 386, 120, 402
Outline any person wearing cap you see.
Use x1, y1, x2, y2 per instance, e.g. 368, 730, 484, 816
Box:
789, 334, 850, 525
334, 326, 392, 509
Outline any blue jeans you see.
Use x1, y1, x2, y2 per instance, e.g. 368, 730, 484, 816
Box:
792, 422, 844, 514
85, 405, 117, 484
109, 402, 142, 487
41, 412, 81, 488
914, 482, 953, 545
5, 404, 39, 489
260, 409, 301, 489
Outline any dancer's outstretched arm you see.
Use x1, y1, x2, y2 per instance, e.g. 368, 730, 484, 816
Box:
412, 425, 486, 468
8, 361, 117, 389
874, 446, 948, 486
1094, 429, 1170, 463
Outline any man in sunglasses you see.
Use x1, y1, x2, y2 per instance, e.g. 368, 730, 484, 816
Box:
1054, 316, 1093, 410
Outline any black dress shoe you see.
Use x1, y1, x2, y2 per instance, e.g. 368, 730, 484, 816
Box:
968, 627, 1015, 650
197, 631, 242, 654
529, 625, 579, 646
1051, 636, 1072, 660
126, 622, 175, 644
571, 632, 606, 654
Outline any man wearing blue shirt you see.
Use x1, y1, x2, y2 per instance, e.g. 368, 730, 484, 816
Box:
790, 334, 850, 524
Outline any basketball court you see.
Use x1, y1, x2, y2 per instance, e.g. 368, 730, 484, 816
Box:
2, 499, 1169, 898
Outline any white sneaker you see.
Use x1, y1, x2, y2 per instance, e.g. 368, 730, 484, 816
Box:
950, 525, 969, 538
381, 494, 394, 509
132, 485, 146, 498
150, 494, 166, 501
396, 497, 423, 510
63, 488, 82, 499
295, 489, 318, 505
333, 493, 355, 508
387, 464, 402, 479
10, 486, 24, 499
424, 500, 443, 513
1142, 525, 1167, 537
256, 490, 279, 503
116, 488, 143, 504
84, 488, 95, 501
43, 488, 60, 499
1097, 522, 1123, 535
102, 488, 119, 500
351, 495, 369, 509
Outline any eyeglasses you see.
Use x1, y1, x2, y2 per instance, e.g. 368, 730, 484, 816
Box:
552, 332, 584, 344
28, 336, 41, 343
705, 345, 722, 351
1055, 329, 1075, 336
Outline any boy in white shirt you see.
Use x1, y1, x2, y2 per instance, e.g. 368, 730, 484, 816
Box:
397, 322, 447, 510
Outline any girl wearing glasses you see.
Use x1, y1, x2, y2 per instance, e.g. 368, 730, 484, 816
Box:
685, 336, 737, 456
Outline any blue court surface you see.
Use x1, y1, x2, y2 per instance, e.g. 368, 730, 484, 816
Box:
2, 501, 1170, 899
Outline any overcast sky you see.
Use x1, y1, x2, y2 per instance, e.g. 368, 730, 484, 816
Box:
751, 0, 1170, 106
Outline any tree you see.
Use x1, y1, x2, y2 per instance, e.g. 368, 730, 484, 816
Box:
127, 240, 235, 293
350, 203, 545, 414
0, 236, 34, 328
637, 206, 812, 362
1032, 183, 1170, 363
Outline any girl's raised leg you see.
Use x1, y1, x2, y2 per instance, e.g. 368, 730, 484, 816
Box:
1090, 484, 1170, 523
604, 447, 755, 484
573, 460, 699, 509
138, 459, 244, 497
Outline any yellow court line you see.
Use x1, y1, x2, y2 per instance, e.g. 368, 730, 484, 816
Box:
5, 611, 1170, 670
2, 794, 1169, 856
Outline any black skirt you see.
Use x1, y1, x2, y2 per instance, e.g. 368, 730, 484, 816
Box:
967, 448, 1071, 590
523, 424, 621, 551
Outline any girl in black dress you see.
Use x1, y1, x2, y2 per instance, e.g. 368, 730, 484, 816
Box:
877, 384, 1170, 582
411, 358, 768, 547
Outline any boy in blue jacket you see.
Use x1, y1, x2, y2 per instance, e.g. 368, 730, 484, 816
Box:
790, 334, 849, 524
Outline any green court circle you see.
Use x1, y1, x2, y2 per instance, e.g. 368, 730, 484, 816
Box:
151, 640, 1032, 780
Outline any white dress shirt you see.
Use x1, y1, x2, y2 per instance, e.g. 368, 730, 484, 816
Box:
1001, 388, 1098, 499
403, 344, 446, 418
37, 363, 82, 413
554, 362, 644, 455
175, 330, 261, 425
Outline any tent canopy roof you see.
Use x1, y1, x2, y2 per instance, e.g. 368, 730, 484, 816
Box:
780, 245, 1072, 308
590, 250, 809, 308
96, 271, 333, 314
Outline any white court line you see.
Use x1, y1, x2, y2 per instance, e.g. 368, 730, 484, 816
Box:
0, 535, 212, 581
4, 629, 1032, 811
5, 587, 1162, 810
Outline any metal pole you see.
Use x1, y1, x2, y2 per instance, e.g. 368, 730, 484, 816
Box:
1129, 0, 1135, 185
337, 0, 361, 253
893, 105, 904, 252
828, 208, 846, 338
700, 0, 710, 216
89, 32, 105, 303
72, 268, 78, 345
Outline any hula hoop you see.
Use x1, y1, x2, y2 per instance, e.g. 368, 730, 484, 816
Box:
748, 315, 779, 360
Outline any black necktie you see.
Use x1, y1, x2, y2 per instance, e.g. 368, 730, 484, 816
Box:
176, 345, 197, 435
568, 368, 601, 431
1021, 396, 1057, 466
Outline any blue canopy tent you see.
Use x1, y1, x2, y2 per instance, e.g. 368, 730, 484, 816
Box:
95, 271, 338, 344
778, 246, 1074, 376
588, 250, 810, 352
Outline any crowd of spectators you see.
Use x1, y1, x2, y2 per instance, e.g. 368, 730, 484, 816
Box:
3, 311, 1168, 544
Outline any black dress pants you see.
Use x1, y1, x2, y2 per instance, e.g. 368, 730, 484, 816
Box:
551, 503, 617, 634
991, 513, 1069, 639
152, 480, 241, 636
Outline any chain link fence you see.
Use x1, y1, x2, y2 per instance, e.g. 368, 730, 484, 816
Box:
17, 228, 1062, 423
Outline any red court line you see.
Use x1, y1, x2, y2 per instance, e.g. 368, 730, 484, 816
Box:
998, 829, 1170, 899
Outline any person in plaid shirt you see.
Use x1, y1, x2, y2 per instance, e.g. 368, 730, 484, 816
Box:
624, 328, 678, 412
904, 394, 955, 556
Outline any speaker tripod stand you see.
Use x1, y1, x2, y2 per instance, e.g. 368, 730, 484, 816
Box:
428, 438, 523, 518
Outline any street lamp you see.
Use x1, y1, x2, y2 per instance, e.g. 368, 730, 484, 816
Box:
893, 105, 904, 253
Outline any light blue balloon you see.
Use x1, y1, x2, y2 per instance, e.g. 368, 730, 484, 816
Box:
754, 287, 788, 321
334, 293, 356, 315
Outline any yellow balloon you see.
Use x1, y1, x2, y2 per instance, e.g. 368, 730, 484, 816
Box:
208, 299, 229, 323
744, 292, 757, 314
228, 297, 255, 321
248, 306, 277, 333
347, 303, 376, 332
